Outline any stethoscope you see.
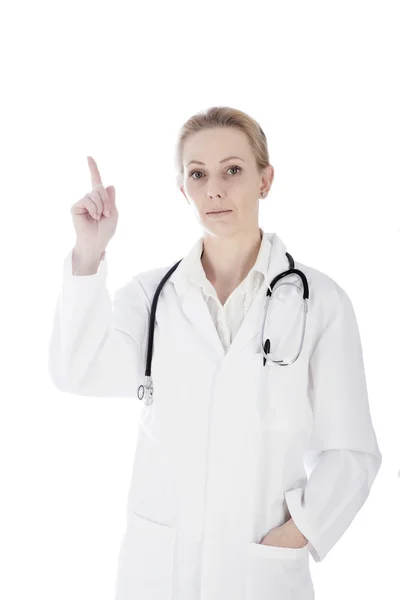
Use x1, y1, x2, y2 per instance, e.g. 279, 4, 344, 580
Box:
137, 252, 309, 406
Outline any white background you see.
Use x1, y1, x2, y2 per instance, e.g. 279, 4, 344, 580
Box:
1, 0, 399, 598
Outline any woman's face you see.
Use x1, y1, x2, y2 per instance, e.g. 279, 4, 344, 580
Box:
180, 127, 274, 236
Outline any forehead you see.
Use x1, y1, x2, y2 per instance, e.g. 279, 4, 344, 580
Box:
183, 127, 251, 164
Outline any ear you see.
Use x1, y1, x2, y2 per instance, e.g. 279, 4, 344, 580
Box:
259, 165, 274, 197
263, 164, 274, 193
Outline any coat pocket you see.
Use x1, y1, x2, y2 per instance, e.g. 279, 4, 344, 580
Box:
114, 511, 176, 600
245, 542, 315, 600
252, 350, 312, 432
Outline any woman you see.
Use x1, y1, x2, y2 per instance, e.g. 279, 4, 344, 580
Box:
48, 106, 382, 600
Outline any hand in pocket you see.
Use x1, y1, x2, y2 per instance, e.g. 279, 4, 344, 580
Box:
260, 519, 308, 549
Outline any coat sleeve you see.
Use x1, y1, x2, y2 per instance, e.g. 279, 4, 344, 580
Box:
283, 284, 382, 563
48, 249, 149, 397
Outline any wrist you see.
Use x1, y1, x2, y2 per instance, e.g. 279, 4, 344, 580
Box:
282, 518, 308, 545
72, 247, 104, 276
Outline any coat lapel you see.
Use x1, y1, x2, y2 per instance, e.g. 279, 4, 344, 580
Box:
169, 232, 293, 360
226, 233, 292, 359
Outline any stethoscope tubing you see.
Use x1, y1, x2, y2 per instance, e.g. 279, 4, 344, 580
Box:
137, 252, 309, 405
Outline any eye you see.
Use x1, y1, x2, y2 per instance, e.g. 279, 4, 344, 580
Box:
189, 165, 243, 180
227, 165, 242, 176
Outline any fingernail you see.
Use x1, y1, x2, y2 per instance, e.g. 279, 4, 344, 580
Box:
104, 209, 110, 217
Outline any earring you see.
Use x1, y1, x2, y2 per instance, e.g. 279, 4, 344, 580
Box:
260, 191, 266, 198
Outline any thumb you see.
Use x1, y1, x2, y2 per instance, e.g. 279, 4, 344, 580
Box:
106, 185, 116, 206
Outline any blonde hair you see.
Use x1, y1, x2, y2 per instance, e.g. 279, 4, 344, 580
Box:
174, 106, 271, 189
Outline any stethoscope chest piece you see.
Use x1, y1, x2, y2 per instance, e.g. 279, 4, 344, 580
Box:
137, 375, 154, 406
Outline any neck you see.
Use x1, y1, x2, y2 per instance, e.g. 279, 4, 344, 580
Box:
201, 226, 263, 289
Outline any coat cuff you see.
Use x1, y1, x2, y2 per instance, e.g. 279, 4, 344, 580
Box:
284, 487, 322, 562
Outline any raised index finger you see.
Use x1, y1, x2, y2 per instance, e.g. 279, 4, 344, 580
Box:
87, 156, 103, 188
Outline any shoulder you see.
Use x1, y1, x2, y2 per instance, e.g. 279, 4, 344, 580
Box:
293, 261, 360, 358
294, 260, 354, 319
119, 262, 176, 310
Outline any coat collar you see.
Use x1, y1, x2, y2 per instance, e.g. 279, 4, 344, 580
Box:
168, 229, 293, 360
169, 227, 273, 298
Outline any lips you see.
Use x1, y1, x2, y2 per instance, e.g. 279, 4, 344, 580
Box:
207, 210, 232, 214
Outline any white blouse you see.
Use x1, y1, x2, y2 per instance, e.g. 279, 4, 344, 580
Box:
179, 227, 271, 354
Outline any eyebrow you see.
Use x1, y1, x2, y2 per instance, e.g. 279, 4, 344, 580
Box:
185, 155, 246, 167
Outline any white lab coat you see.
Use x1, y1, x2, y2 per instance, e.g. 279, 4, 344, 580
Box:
48, 231, 382, 600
